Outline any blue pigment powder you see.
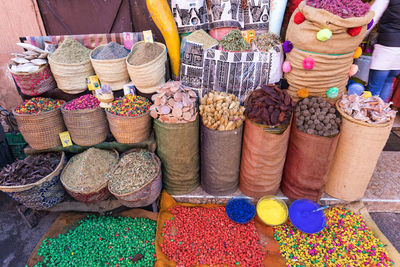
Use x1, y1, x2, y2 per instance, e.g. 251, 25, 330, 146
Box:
226, 198, 256, 224
289, 199, 326, 234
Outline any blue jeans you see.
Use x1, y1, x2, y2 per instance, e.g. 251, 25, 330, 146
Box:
368, 69, 400, 102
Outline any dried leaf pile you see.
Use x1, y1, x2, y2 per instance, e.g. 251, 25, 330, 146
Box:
219, 29, 250, 52
253, 32, 281, 52
10, 43, 49, 73
0, 153, 61, 186
246, 85, 295, 126
61, 148, 118, 192
339, 95, 397, 124
150, 81, 197, 123
200, 91, 245, 131
108, 151, 158, 195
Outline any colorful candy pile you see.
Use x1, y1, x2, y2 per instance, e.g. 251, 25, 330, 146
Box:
15, 97, 63, 114
64, 94, 100, 111
35, 215, 157, 267
306, 0, 370, 18
107, 95, 151, 117
274, 207, 394, 266
161, 206, 265, 266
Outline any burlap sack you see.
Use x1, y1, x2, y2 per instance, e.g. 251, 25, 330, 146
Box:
325, 103, 393, 201
239, 119, 290, 198
281, 117, 339, 202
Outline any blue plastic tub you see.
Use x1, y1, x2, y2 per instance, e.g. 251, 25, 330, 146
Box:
289, 199, 326, 234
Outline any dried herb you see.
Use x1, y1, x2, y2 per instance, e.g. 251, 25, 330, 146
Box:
50, 37, 91, 64
253, 32, 281, 52
186, 30, 218, 49
219, 29, 250, 52
306, 0, 370, 18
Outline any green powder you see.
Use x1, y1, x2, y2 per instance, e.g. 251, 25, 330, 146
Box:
50, 37, 91, 64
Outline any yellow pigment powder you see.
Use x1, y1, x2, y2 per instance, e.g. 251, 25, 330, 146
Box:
257, 198, 287, 225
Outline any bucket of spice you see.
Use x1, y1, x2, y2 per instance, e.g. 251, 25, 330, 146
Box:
108, 150, 162, 207
105, 95, 152, 144
61, 148, 118, 203
48, 37, 94, 94
151, 81, 200, 195
239, 85, 295, 198
199, 91, 245, 195
226, 198, 256, 224
0, 152, 66, 210
90, 42, 130, 91
126, 41, 167, 94
61, 94, 109, 146
256, 195, 288, 226
288, 199, 326, 234
13, 97, 66, 150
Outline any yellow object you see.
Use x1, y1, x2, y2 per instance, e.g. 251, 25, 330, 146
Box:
362, 91, 372, 99
143, 30, 154, 43
242, 30, 256, 44
297, 88, 309, 98
256, 196, 288, 226
86, 75, 101, 91
59, 131, 73, 147
353, 47, 363, 59
146, 0, 180, 79
316, 28, 332, 42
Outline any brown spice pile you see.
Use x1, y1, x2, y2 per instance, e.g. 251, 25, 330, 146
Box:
128, 43, 163, 65
50, 37, 91, 64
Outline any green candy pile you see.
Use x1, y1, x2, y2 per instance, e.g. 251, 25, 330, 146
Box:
34, 215, 157, 267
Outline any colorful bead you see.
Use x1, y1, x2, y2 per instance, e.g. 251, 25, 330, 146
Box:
294, 11, 306, 24
107, 95, 151, 117
316, 28, 332, 42
15, 97, 63, 114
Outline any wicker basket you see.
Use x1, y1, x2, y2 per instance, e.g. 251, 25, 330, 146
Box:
9, 64, 56, 96
126, 41, 167, 94
48, 56, 94, 94
108, 151, 162, 207
0, 152, 66, 210
61, 103, 109, 146
60, 149, 119, 203
90, 46, 130, 91
13, 104, 66, 150
105, 110, 151, 144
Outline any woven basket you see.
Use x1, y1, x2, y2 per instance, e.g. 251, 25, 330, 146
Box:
0, 152, 66, 210
108, 151, 162, 207
9, 64, 56, 96
13, 104, 66, 150
126, 41, 167, 94
61, 103, 109, 146
48, 56, 94, 94
90, 46, 130, 91
60, 149, 119, 203
105, 110, 151, 144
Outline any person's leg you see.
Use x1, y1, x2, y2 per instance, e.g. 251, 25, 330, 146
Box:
380, 70, 400, 102
368, 69, 390, 96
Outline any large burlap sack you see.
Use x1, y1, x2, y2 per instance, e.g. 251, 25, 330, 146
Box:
200, 124, 243, 195
325, 103, 393, 201
281, 117, 339, 202
154, 117, 200, 195
239, 119, 290, 198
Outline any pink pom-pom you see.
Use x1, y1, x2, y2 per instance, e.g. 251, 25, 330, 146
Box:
302, 57, 315, 70
282, 61, 292, 73
348, 64, 359, 76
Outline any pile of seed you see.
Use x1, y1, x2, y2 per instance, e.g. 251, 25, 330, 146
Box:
254, 32, 281, 52
92, 42, 129, 60
107, 96, 151, 117
0, 153, 60, 186
50, 37, 91, 64
128, 43, 163, 65
64, 94, 100, 111
295, 97, 341, 136
61, 148, 118, 192
34, 215, 157, 267
15, 97, 63, 114
186, 30, 218, 49
306, 0, 370, 18
219, 29, 250, 52
108, 151, 158, 195
274, 207, 394, 266
161, 205, 265, 266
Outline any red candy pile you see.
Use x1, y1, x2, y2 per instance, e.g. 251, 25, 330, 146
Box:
161, 206, 265, 267
306, 0, 370, 18
64, 94, 100, 111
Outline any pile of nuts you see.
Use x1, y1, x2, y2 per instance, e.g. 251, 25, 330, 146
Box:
150, 81, 197, 123
295, 97, 341, 137
199, 91, 245, 131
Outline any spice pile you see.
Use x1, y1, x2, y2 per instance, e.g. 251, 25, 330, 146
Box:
186, 30, 218, 49
92, 42, 129, 60
219, 29, 250, 52
253, 32, 281, 52
150, 81, 197, 123
15, 97, 63, 114
226, 198, 255, 223
61, 148, 118, 192
50, 37, 91, 64
257, 198, 288, 226
339, 94, 397, 124
64, 94, 100, 110
35, 215, 157, 267
107, 96, 151, 117
295, 97, 341, 136
128, 43, 163, 65
161, 206, 265, 266
108, 151, 158, 195
200, 91, 245, 131
246, 85, 295, 126
274, 207, 394, 266
0, 153, 60, 186
306, 0, 370, 18
10, 43, 48, 73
